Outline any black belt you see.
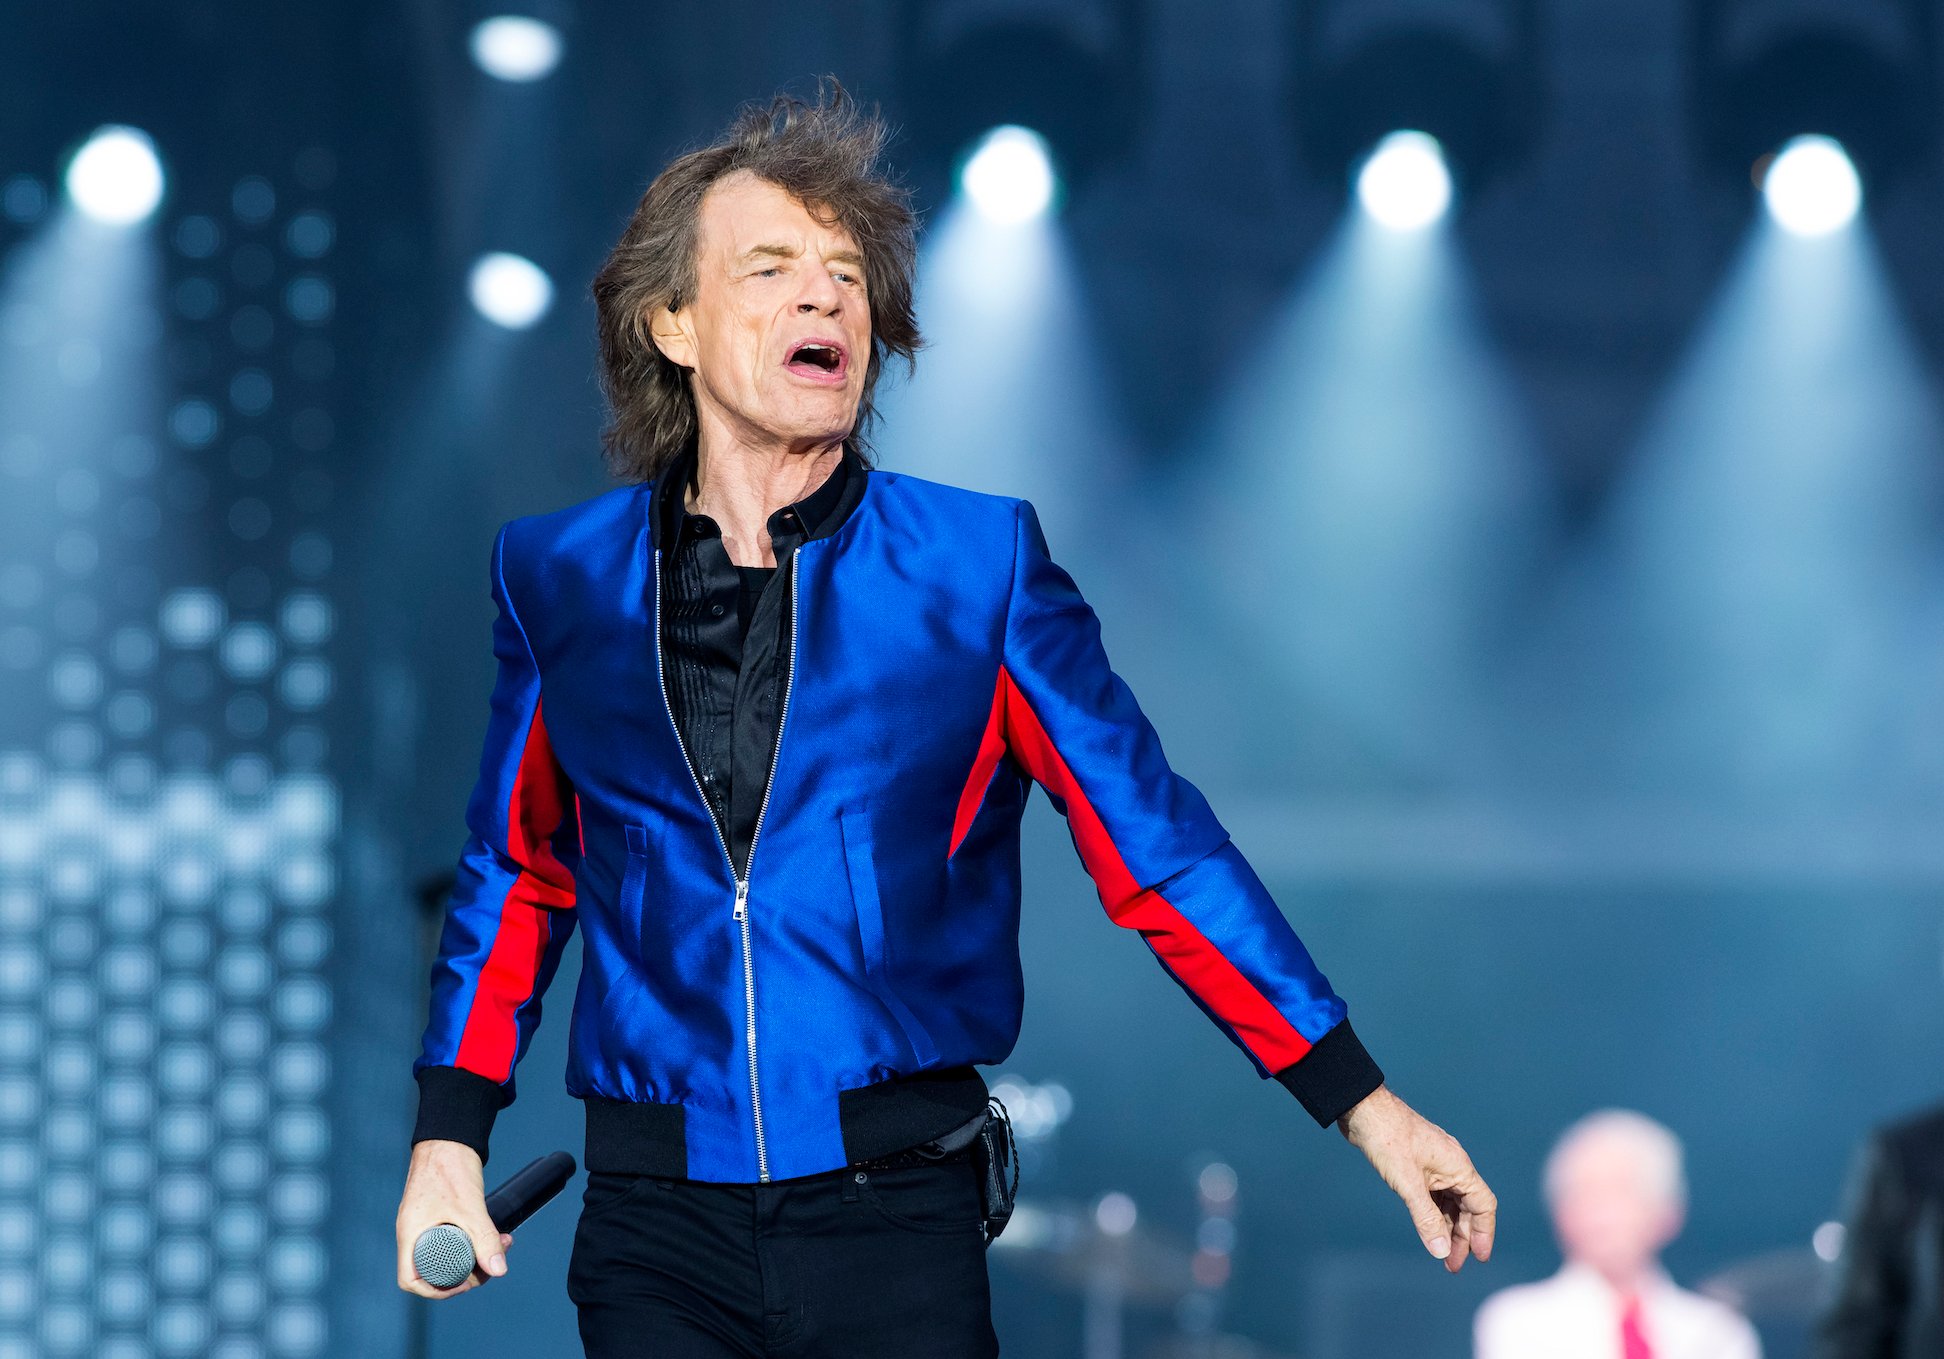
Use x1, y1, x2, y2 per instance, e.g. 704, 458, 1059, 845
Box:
848, 1140, 977, 1172
848, 1104, 989, 1172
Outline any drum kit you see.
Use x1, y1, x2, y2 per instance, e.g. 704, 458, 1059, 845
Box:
990, 1164, 1296, 1359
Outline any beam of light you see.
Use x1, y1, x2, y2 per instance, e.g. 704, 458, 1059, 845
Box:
1762, 135, 1861, 238
1356, 131, 1453, 232
0, 209, 165, 559
469, 16, 564, 82
467, 251, 552, 329
873, 199, 1094, 504
1179, 215, 1551, 776
1578, 218, 1942, 802
959, 126, 1058, 225
63, 125, 165, 226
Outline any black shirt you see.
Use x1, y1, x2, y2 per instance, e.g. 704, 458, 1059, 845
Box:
655, 440, 859, 881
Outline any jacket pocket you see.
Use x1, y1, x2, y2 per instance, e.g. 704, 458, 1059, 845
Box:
838, 802, 940, 1068
620, 824, 650, 922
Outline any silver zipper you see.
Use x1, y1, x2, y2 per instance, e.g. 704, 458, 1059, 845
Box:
736, 550, 800, 1181
649, 542, 801, 1183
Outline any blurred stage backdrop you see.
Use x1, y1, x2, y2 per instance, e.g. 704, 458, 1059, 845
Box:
5, 2, 1944, 1357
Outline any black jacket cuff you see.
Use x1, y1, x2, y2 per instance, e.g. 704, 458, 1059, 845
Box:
412, 1066, 511, 1165
1274, 1019, 1385, 1127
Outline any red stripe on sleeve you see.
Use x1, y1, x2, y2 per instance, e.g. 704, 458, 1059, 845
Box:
996, 666, 1313, 1071
455, 695, 576, 1081
948, 670, 1011, 857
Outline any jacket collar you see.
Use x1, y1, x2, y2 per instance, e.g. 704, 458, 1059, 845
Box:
649, 439, 867, 555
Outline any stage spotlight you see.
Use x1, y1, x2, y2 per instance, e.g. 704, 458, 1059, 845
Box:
467, 252, 552, 329
64, 125, 164, 226
1356, 131, 1453, 231
1291, 1, 1542, 206
1692, 2, 1934, 206
959, 126, 1057, 225
1762, 135, 1861, 237
897, 5, 1142, 212
470, 15, 563, 82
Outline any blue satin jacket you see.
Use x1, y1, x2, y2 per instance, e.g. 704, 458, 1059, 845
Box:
412, 461, 1381, 1183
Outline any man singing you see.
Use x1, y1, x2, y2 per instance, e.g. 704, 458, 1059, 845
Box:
394, 78, 1497, 1357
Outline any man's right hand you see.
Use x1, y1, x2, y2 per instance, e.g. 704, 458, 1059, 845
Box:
396, 1139, 513, 1298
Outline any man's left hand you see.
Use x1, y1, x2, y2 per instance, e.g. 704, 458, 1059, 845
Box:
1338, 1084, 1496, 1273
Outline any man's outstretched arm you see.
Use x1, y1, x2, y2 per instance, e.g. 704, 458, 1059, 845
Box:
993, 497, 1495, 1270
397, 521, 582, 1297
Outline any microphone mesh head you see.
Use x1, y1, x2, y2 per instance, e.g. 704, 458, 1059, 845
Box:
413, 1224, 476, 1290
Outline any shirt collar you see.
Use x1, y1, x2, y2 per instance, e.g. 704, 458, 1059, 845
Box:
1555, 1260, 1677, 1307
652, 440, 861, 556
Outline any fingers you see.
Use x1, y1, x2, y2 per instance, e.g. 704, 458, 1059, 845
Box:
1430, 1141, 1496, 1267
1431, 1150, 1497, 1273
1406, 1132, 1497, 1274
1461, 1175, 1497, 1263
1397, 1176, 1454, 1264
464, 1212, 508, 1282
1438, 1191, 1473, 1274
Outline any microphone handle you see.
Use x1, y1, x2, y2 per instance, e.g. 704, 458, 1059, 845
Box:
485, 1149, 577, 1233
411, 1149, 579, 1290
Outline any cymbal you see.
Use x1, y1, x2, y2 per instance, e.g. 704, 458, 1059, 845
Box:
1697, 1247, 1832, 1322
989, 1200, 1197, 1304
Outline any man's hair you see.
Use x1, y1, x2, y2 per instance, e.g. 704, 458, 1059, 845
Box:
1543, 1108, 1687, 1213
590, 76, 923, 483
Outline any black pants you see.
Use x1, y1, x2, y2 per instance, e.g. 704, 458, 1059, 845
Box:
566, 1154, 1001, 1357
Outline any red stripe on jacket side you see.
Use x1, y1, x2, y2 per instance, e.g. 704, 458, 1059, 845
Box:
996, 666, 1314, 1072
455, 695, 576, 1081
949, 669, 1011, 857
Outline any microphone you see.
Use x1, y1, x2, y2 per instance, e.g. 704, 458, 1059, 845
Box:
413, 1150, 577, 1290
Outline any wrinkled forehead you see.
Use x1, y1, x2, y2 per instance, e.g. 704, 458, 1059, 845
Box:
697, 170, 861, 263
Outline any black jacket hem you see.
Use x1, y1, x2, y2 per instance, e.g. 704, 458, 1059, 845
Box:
579, 1064, 990, 1179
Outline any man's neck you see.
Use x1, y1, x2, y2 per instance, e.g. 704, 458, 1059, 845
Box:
687, 430, 844, 569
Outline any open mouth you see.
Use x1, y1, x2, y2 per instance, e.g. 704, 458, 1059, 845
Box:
785, 339, 849, 381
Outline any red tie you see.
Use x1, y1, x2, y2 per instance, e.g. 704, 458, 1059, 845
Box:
1619, 1293, 1655, 1359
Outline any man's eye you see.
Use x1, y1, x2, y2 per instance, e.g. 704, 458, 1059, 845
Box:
758, 267, 781, 277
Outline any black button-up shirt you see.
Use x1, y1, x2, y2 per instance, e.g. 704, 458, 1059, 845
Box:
655, 439, 862, 881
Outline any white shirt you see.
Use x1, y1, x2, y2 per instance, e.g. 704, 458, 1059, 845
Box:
1474, 1262, 1762, 1359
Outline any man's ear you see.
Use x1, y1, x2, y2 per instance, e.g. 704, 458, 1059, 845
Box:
648, 301, 697, 370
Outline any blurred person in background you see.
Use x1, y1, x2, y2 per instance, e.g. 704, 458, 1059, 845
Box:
1813, 1101, 1944, 1358
1475, 1109, 1760, 1359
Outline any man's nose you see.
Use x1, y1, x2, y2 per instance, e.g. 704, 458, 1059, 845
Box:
794, 269, 843, 314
